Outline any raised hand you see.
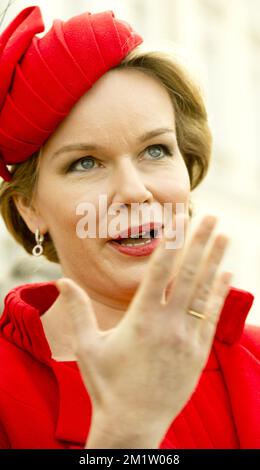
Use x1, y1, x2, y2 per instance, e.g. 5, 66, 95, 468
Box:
56, 214, 232, 448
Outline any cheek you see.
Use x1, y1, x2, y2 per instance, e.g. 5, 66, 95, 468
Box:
36, 184, 78, 240
38, 179, 99, 223
156, 165, 190, 205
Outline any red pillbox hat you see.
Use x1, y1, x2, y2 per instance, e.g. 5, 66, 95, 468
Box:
0, 6, 143, 181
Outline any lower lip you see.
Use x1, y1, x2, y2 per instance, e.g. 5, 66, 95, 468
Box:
108, 236, 162, 257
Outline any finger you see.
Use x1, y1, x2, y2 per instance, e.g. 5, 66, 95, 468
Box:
165, 215, 218, 317
55, 277, 98, 344
131, 212, 188, 312
185, 234, 230, 329
162, 214, 190, 304
200, 271, 233, 346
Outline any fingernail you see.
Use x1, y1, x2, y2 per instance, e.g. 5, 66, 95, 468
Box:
215, 234, 230, 249
203, 215, 218, 229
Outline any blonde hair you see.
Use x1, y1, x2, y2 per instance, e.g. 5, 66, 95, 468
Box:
0, 47, 212, 264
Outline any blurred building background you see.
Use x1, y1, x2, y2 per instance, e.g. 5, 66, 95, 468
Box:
0, 0, 259, 324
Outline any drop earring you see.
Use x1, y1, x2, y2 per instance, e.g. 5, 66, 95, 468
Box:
32, 228, 44, 257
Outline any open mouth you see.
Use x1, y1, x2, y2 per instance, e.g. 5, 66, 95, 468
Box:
111, 228, 162, 247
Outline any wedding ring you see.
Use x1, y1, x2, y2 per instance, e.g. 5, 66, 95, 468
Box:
187, 308, 206, 320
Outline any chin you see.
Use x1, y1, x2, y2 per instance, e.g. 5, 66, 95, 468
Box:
112, 268, 145, 294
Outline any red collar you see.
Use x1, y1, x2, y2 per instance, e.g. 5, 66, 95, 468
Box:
0, 281, 254, 364
0, 281, 255, 448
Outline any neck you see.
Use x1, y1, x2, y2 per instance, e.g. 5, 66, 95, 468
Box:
41, 287, 128, 361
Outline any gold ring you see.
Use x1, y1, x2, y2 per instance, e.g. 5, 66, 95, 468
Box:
187, 309, 205, 320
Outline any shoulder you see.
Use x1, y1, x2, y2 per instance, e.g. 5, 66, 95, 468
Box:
0, 337, 52, 402
0, 337, 31, 392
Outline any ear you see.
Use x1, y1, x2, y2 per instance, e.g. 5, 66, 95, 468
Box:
13, 194, 48, 235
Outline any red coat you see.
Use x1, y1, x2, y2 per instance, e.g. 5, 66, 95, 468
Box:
0, 281, 259, 449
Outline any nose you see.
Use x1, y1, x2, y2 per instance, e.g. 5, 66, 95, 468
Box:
110, 157, 153, 205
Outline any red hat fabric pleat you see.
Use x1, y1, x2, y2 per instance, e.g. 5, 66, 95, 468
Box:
0, 6, 143, 180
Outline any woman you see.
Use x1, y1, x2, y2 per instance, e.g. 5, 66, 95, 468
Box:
0, 6, 258, 449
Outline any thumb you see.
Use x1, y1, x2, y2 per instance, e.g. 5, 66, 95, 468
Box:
55, 277, 98, 342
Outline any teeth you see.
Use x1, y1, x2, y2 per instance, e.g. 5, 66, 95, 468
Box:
141, 230, 151, 237
122, 238, 152, 247
112, 227, 162, 245
130, 230, 150, 239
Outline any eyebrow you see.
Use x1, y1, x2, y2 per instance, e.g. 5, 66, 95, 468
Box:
51, 127, 176, 159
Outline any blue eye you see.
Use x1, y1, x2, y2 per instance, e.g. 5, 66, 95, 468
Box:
67, 144, 173, 173
145, 144, 172, 160
68, 156, 99, 172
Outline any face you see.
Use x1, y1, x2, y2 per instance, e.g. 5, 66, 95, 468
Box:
18, 68, 190, 305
